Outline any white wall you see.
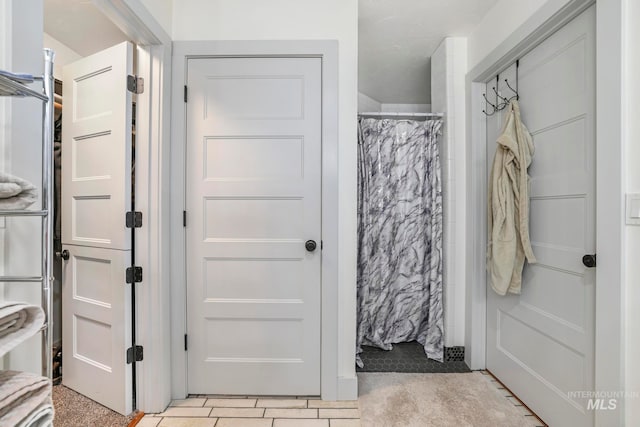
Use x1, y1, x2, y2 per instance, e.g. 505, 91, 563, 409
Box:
358, 93, 431, 114
0, 1, 6, 370
380, 103, 431, 113
468, 0, 549, 70
431, 37, 467, 348
358, 92, 381, 112
0, 0, 10, 340
172, 0, 359, 397
625, 0, 640, 423
0, 0, 44, 375
43, 32, 81, 79
139, 0, 172, 37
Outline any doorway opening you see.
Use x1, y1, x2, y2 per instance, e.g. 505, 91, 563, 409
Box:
356, 0, 472, 375
1, 0, 171, 419
45, 4, 139, 418
28, 0, 169, 420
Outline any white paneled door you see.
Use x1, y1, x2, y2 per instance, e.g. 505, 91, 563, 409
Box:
62, 42, 134, 415
186, 57, 322, 395
486, 6, 596, 427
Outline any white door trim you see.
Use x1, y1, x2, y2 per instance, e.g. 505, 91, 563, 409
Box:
466, 0, 626, 426
134, 43, 173, 413
91, 0, 173, 414
170, 40, 340, 400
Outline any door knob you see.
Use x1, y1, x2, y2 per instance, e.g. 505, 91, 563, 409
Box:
57, 250, 70, 260
305, 240, 317, 252
582, 254, 596, 268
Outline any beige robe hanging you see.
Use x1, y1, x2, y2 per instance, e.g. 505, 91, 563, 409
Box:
488, 100, 537, 295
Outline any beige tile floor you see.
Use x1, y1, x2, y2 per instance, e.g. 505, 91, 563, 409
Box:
139, 371, 544, 427
141, 396, 360, 427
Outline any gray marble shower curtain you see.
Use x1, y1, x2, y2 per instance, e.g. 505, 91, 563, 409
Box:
356, 118, 444, 366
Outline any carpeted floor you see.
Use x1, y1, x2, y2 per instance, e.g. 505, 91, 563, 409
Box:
52, 385, 136, 427
358, 372, 544, 427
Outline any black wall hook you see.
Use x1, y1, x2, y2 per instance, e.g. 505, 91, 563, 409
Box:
482, 91, 497, 115
483, 59, 520, 116
493, 86, 510, 105
504, 60, 520, 101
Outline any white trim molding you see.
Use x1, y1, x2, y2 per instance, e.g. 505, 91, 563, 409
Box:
170, 40, 342, 401
90, 0, 173, 414
594, 1, 626, 425
93, 0, 171, 46
466, 0, 625, 425
134, 43, 173, 413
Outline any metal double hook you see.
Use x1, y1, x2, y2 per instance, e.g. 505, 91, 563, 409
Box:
482, 60, 520, 116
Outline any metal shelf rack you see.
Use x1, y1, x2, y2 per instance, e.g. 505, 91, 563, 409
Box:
0, 49, 55, 379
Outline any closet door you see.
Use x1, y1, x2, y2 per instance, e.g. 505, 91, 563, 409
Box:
61, 42, 132, 251
185, 57, 322, 395
61, 41, 134, 415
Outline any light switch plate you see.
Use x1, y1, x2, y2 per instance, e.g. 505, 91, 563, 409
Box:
626, 193, 640, 225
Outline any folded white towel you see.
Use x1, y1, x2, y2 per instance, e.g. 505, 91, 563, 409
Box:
0, 312, 24, 336
0, 172, 38, 210
0, 371, 52, 427
0, 302, 45, 357
17, 399, 54, 427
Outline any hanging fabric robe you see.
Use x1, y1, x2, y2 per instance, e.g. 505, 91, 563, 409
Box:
487, 100, 537, 295
357, 118, 444, 366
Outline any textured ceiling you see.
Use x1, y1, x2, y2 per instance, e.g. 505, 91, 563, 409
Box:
359, 0, 498, 104
44, 0, 129, 57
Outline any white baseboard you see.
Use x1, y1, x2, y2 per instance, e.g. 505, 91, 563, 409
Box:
336, 375, 358, 400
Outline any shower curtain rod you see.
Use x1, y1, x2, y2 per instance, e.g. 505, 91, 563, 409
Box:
358, 112, 444, 120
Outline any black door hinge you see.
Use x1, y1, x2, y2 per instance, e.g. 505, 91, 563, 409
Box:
184, 334, 188, 351
127, 75, 144, 94
126, 266, 143, 283
321, 240, 323, 250
184, 85, 188, 102
126, 345, 143, 364
183, 210, 187, 227
126, 211, 143, 228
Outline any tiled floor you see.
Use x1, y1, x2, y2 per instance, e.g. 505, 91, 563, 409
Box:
141, 396, 360, 427
357, 342, 470, 373
139, 371, 544, 427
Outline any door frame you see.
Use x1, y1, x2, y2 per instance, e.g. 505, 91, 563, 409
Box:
466, 0, 626, 425
170, 41, 340, 400
91, 0, 173, 414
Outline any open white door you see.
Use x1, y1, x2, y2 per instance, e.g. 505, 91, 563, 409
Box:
61, 41, 134, 415
485, 7, 596, 427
